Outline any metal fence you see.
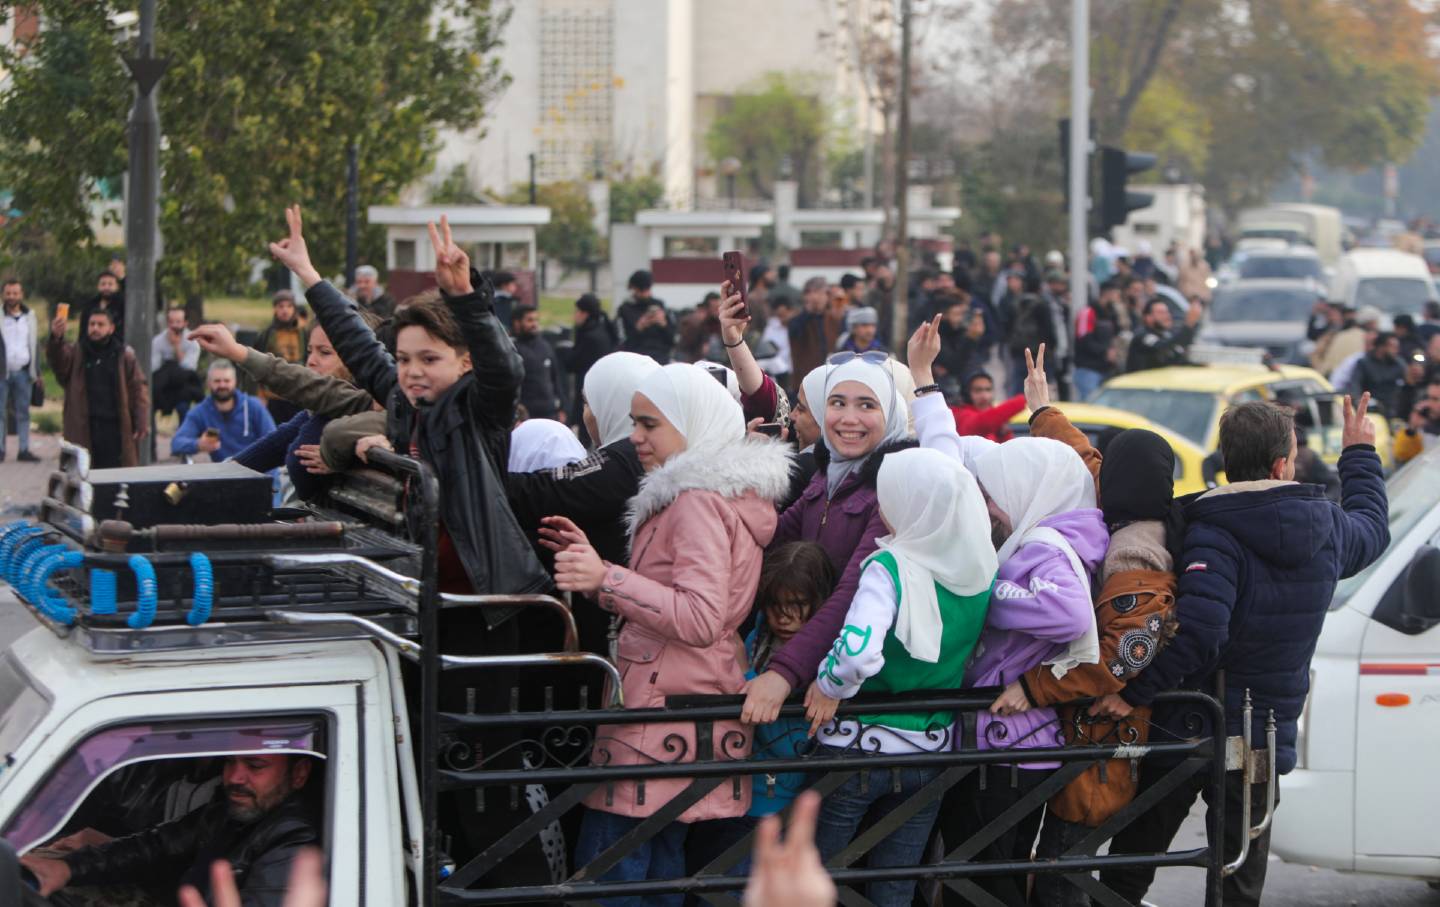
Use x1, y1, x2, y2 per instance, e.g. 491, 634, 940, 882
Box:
363, 451, 1262, 907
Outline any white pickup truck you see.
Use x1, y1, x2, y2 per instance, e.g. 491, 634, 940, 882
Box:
1272, 444, 1440, 884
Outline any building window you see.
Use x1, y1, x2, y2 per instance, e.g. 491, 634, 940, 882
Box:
537, 7, 614, 182
393, 239, 416, 270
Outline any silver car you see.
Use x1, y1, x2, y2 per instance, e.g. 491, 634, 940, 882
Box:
1197, 278, 1325, 364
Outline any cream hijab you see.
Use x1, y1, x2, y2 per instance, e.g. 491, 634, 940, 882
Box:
634, 363, 745, 452
820, 358, 910, 497
583, 352, 661, 447
872, 447, 998, 662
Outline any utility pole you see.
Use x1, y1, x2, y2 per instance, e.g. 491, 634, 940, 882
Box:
345, 144, 359, 287
1067, 0, 1089, 400
891, 0, 913, 353
123, 0, 166, 465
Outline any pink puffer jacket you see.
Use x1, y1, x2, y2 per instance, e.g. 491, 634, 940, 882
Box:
586, 437, 792, 822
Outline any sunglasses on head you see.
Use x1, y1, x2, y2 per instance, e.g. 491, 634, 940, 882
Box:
827, 351, 889, 366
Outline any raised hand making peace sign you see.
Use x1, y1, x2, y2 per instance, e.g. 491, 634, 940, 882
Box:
427, 215, 473, 296
1341, 391, 1376, 450
267, 205, 322, 289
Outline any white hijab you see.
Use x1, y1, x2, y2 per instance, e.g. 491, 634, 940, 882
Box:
509, 419, 586, 473
873, 448, 998, 662
635, 363, 744, 453
974, 437, 1097, 566
821, 358, 910, 497
974, 437, 1100, 675
583, 352, 661, 447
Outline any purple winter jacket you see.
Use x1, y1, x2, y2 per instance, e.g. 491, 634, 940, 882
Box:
967, 507, 1109, 765
762, 442, 913, 689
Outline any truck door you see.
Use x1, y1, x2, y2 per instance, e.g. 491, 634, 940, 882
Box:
1353, 543, 1440, 859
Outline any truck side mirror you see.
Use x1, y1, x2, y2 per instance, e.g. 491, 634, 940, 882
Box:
1402, 546, 1440, 632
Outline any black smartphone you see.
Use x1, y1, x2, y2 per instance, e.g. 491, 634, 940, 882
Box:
754, 422, 785, 438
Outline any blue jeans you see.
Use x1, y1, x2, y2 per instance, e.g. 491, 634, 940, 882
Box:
1072, 367, 1104, 401
575, 808, 688, 907
813, 746, 943, 907
0, 369, 32, 454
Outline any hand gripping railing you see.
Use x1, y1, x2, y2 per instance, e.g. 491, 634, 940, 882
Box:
1222, 690, 1279, 877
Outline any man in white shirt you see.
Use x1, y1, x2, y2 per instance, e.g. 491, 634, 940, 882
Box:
0, 279, 40, 462
152, 306, 203, 421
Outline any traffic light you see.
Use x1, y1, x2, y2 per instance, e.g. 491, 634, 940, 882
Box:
1097, 147, 1156, 232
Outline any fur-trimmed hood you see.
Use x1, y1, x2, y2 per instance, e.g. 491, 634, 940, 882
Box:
626, 436, 794, 538
811, 437, 919, 490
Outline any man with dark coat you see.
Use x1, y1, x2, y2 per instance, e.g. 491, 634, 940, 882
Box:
1126, 297, 1201, 373
1347, 331, 1406, 416
20, 754, 318, 907
510, 304, 566, 421
1074, 280, 1124, 399
78, 270, 127, 342
1097, 398, 1388, 906
560, 294, 617, 433
349, 265, 395, 319
616, 270, 675, 364
47, 308, 149, 468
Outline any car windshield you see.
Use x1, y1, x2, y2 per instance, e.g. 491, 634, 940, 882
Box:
1330, 454, 1440, 610
1354, 277, 1433, 315
1237, 257, 1323, 281
1090, 388, 1218, 446
0, 654, 50, 773
1209, 287, 1317, 323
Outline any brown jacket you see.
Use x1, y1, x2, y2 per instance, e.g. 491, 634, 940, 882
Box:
1025, 405, 1179, 827
47, 332, 149, 467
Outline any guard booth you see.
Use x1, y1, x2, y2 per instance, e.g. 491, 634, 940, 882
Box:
368, 204, 551, 304
0, 443, 1275, 906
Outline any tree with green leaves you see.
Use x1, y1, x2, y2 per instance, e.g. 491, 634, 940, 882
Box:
0, 1, 509, 310
705, 73, 830, 206
505, 181, 601, 271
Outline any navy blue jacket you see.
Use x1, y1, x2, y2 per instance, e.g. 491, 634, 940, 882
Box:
232, 410, 331, 501
1122, 445, 1389, 774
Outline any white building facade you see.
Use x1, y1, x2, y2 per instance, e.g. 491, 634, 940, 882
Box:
431, 0, 885, 208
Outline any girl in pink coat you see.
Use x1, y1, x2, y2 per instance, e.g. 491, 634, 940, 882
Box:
543, 362, 793, 901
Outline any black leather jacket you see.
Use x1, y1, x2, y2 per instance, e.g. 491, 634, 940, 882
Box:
304, 276, 551, 604
64, 796, 318, 907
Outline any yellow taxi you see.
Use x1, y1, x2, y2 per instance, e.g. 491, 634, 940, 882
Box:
1087, 364, 1394, 470
1007, 401, 1211, 495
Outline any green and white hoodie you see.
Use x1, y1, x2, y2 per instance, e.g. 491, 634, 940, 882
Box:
815, 550, 993, 752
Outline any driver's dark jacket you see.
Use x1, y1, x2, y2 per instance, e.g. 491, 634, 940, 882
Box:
64, 796, 318, 907
304, 274, 551, 604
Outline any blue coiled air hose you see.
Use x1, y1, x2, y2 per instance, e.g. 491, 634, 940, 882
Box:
186, 552, 214, 626
126, 554, 159, 630
33, 550, 84, 625
4, 529, 48, 585
90, 569, 118, 615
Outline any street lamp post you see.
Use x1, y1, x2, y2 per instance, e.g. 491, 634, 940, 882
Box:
123, 0, 166, 465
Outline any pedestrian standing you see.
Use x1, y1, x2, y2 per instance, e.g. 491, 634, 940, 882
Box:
48, 307, 150, 468
510, 304, 567, 422
78, 268, 127, 342
0, 278, 41, 461
252, 290, 310, 424
349, 265, 395, 319
617, 270, 676, 365
561, 293, 618, 433
171, 360, 276, 463
152, 306, 203, 422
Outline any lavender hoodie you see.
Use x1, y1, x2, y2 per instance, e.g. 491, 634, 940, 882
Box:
966, 507, 1109, 764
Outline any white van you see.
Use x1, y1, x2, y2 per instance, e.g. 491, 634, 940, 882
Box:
1271, 445, 1440, 883
1327, 248, 1438, 319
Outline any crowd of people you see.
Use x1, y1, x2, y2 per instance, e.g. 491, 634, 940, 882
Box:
5, 210, 1394, 907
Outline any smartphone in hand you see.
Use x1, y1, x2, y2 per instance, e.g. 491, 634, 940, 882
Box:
754, 421, 785, 438
722, 251, 749, 319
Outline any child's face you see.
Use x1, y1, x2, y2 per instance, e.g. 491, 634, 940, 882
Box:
395, 325, 472, 404
766, 603, 807, 640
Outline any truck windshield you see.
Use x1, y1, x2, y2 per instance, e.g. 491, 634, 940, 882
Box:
1331, 454, 1440, 610
1354, 278, 1433, 315
0, 654, 50, 773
